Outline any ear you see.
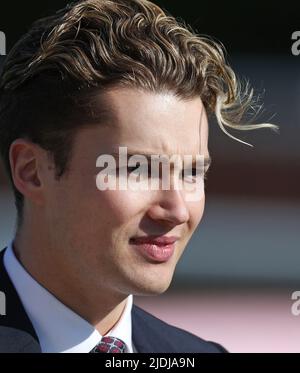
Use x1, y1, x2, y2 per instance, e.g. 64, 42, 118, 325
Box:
9, 139, 46, 206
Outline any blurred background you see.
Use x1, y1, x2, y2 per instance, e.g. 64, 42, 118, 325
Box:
0, 0, 299, 352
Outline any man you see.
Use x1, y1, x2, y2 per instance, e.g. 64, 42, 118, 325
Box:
0, 0, 276, 353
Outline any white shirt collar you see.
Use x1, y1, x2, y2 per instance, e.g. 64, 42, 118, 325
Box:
3, 241, 134, 353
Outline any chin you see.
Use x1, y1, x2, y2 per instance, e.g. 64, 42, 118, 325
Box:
130, 275, 173, 296
117, 258, 177, 296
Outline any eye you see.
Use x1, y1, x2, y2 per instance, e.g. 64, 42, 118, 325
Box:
127, 165, 139, 174
182, 168, 207, 182
126, 165, 151, 177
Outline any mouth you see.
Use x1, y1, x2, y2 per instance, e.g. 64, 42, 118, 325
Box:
129, 235, 179, 263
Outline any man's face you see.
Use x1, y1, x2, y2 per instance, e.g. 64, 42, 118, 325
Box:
44, 87, 210, 297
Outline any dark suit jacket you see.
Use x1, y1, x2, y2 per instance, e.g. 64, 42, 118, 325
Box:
0, 249, 227, 353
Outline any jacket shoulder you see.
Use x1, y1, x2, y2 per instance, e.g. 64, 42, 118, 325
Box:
132, 304, 228, 353
0, 248, 41, 352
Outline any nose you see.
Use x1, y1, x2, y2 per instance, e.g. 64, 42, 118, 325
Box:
147, 188, 190, 226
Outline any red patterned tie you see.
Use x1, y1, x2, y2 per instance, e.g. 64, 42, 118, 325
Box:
90, 336, 126, 353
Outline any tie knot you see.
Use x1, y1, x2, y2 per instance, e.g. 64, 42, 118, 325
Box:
90, 336, 126, 353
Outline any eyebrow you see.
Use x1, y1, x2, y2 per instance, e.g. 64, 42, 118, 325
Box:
109, 150, 212, 172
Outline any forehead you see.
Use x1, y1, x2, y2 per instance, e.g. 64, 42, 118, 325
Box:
72, 87, 209, 172
91, 87, 209, 157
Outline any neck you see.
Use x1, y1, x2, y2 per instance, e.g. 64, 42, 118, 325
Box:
13, 229, 129, 335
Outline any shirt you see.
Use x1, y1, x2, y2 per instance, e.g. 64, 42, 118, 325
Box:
3, 241, 136, 353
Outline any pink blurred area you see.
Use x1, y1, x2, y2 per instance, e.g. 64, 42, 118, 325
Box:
135, 289, 300, 353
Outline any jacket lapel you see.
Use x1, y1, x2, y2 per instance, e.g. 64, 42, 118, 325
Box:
0, 249, 41, 352
132, 305, 154, 352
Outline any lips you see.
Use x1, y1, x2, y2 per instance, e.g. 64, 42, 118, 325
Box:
129, 235, 179, 245
129, 235, 179, 262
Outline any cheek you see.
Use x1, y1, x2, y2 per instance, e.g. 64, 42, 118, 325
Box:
90, 189, 151, 224
188, 196, 206, 230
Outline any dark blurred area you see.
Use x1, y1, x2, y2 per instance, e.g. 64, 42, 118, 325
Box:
0, 1, 299, 352
0, 0, 299, 54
